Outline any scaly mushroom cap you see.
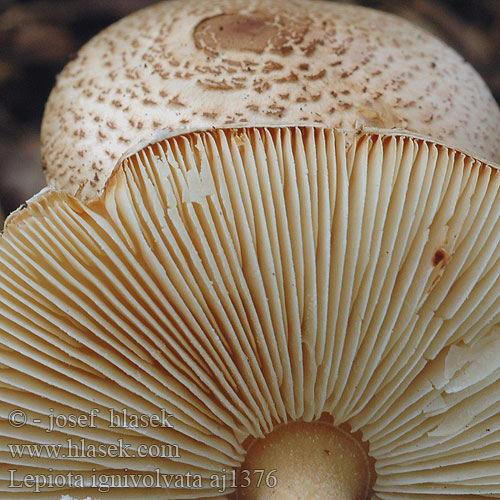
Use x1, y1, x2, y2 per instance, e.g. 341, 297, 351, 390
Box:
2, 126, 500, 498
41, 0, 500, 201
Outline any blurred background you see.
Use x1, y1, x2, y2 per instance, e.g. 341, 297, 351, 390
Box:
1, 0, 500, 227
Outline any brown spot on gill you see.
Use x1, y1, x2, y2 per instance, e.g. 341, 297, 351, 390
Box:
432, 248, 449, 267
193, 13, 309, 55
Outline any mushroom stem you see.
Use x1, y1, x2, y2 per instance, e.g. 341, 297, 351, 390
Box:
237, 421, 374, 499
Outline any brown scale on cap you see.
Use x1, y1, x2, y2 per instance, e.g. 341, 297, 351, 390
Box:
41, 0, 500, 201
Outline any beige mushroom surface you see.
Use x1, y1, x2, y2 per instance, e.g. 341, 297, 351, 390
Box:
3, 126, 500, 498
41, 0, 500, 200
2, 0, 500, 498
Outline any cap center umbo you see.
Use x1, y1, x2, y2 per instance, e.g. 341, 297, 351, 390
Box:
235, 420, 375, 499
193, 13, 310, 55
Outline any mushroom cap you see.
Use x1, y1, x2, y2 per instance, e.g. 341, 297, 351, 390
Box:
41, 0, 500, 201
3, 126, 500, 497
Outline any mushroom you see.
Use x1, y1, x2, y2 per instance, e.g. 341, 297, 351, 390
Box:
1, 0, 500, 499
40, 0, 500, 199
